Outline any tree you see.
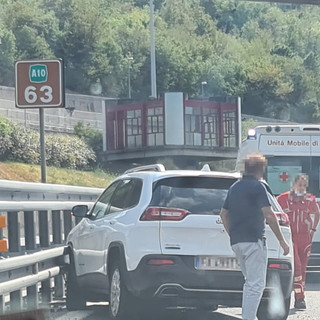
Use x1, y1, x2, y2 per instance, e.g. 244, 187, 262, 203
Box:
0, 22, 16, 86
3, 0, 59, 60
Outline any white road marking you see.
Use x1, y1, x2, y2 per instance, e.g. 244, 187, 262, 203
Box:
54, 310, 95, 320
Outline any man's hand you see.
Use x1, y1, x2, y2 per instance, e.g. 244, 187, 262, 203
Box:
219, 208, 230, 236
280, 239, 290, 256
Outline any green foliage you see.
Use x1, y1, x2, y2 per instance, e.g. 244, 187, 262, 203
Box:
73, 122, 103, 155
0, 161, 116, 187
0, 117, 14, 160
0, 116, 15, 137
8, 125, 40, 164
3, 0, 59, 60
1, 0, 320, 122
46, 134, 96, 169
0, 117, 96, 169
0, 23, 15, 86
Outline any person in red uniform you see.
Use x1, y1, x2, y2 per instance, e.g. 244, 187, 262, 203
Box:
277, 174, 319, 309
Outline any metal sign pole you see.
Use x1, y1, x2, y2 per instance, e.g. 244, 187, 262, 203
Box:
150, 0, 157, 99
39, 108, 46, 183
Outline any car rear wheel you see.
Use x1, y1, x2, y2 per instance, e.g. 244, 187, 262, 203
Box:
108, 260, 136, 320
66, 254, 86, 311
257, 296, 291, 320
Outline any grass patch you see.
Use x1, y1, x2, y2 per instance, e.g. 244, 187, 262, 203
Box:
0, 162, 116, 188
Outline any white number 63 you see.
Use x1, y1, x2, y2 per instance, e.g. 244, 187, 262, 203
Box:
24, 85, 53, 104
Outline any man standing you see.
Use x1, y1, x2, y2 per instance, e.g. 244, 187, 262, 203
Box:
277, 174, 319, 309
220, 153, 290, 320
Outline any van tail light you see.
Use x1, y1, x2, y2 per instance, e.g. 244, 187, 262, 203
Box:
268, 263, 291, 270
140, 207, 189, 221
275, 212, 290, 227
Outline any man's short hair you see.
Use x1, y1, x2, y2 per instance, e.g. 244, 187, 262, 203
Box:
244, 153, 267, 176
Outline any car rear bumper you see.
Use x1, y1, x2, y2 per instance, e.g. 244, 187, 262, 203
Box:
125, 255, 293, 307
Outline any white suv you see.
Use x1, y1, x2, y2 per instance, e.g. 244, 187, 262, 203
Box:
66, 164, 293, 320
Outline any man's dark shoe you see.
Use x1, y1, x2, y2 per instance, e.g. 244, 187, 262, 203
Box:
294, 299, 306, 309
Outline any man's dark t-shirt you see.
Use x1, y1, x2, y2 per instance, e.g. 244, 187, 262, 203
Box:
222, 175, 271, 245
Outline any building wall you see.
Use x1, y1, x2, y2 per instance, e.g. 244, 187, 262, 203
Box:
165, 92, 184, 145
0, 86, 108, 132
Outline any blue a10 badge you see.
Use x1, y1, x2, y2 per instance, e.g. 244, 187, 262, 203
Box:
29, 65, 48, 83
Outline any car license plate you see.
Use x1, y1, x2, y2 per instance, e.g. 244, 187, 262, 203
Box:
195, 256, 241, 270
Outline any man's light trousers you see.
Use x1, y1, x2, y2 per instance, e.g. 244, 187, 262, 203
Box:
232, 239, 267, 320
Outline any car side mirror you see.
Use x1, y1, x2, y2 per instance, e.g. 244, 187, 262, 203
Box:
71, 205, 89, 218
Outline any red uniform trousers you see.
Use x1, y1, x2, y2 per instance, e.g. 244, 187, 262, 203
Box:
292, 232, 312, 300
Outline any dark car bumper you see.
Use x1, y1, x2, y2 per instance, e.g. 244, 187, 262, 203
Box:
124, 255, 293, 307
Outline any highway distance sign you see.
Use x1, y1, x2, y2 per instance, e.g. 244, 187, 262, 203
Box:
15, 59, 64, 108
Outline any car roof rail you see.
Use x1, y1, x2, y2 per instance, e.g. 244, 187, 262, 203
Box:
124, 164, 166, 174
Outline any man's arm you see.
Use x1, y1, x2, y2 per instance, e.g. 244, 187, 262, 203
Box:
262, 206, 290, 256
220, 208, 230, 236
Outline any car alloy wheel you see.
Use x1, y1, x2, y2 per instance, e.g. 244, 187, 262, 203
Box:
110, 267, 121, 317
110, 268, 121, 317
108, 260, 140, 320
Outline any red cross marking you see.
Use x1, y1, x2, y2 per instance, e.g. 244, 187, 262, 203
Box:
279, 172, 289, 182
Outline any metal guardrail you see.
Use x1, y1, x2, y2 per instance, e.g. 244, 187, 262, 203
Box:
0, 246, 69, 313
0, 180, 104, 314
0, 179, 103, 201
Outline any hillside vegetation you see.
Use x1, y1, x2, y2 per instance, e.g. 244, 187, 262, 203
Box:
0, 116, 103, 170
0, 162, 116, 188
1, 1, 320, 122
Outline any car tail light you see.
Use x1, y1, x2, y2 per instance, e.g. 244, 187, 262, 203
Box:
275, 212, 290, 227
140, 207, 189, 221
268, 263, 291, 270
147, 259, 175, 266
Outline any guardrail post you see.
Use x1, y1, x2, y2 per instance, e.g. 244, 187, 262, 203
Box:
54, 276, 64, 300
40, 280, 51, 308
63, 210, 72, 240
52, 210, 64, 301
10, 290, 22, 312
52, 210, 62, 245
8, 212, 20, 252
0, 295, 5, 314
39, 210, 49, 248
27, 285, 38, 310
24, 211, 36, 250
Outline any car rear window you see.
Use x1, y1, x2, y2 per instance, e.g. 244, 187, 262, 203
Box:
150, 177, 236, 215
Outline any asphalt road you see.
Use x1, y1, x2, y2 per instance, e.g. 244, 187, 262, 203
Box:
50, 283, 320, 320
